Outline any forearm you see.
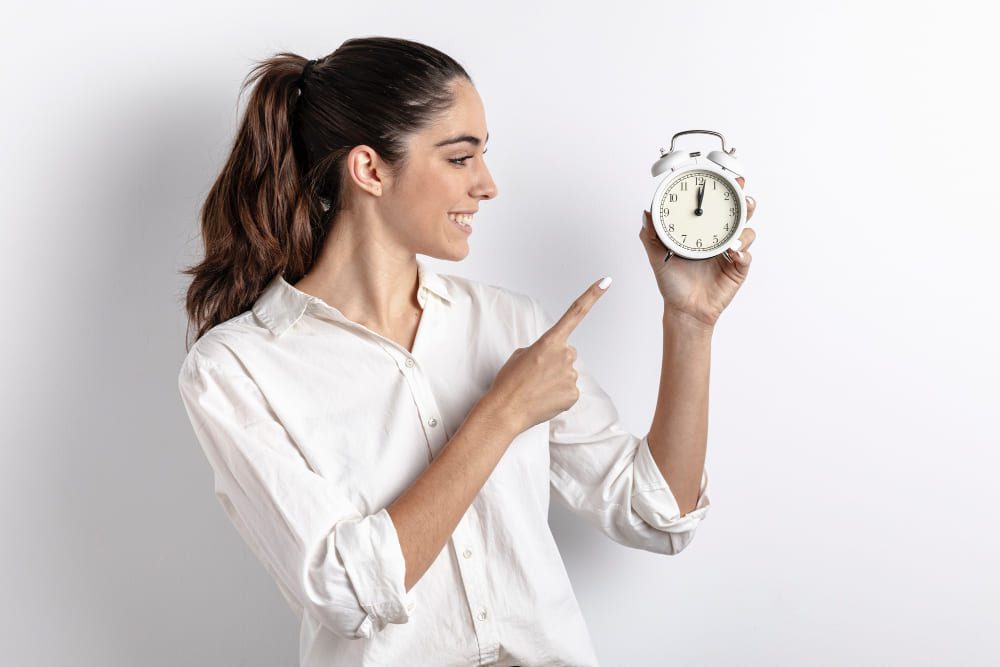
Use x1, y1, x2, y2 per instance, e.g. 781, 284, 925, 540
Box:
646, 312, 714, 516
387, 396, 518, 592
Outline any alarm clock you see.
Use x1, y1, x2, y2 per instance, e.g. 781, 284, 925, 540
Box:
649, 130, 748, 262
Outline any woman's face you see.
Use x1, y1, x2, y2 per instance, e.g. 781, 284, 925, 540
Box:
378, 79, 498, 260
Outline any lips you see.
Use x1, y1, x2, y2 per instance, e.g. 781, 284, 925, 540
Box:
449, 213, 473, 234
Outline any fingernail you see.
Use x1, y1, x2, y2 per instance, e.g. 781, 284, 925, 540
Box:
598, 276, 613, 290
731, 238, 743, 251
747, 196, 756, 207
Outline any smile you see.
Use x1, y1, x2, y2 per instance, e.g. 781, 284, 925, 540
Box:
448, 213, 473, 233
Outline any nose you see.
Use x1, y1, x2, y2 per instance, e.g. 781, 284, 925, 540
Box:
475, 163, 498, 201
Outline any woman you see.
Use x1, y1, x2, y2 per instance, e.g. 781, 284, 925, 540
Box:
178, 36, 756, 667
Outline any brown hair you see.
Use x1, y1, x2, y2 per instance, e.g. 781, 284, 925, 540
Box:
179, 36, 473, 350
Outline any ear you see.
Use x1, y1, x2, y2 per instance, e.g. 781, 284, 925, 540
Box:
345, 144, 386, 196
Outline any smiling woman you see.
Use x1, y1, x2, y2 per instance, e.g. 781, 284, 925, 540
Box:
177, 35, 707, 667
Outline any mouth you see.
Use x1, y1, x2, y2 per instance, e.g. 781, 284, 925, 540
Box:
448, 212, 474, 234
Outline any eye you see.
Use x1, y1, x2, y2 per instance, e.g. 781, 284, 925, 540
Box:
448, 148, 488, 166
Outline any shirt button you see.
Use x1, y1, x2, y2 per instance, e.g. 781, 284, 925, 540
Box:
463, 548, 472, 559
477, 610, 488, 621
427, 417, 438, 427
405, 358, 415, 368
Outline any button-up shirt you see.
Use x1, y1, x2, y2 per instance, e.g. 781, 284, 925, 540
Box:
177, 258, 710, 667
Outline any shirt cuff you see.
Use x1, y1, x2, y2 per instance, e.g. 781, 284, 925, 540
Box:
333, 507, 416, 638
631, 433, 710, 533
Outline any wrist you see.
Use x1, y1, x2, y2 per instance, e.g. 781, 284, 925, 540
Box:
474, 392, 522, 439
663, 309, 716, 338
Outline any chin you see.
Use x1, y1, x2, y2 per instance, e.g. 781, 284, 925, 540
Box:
420, 243, 469, 262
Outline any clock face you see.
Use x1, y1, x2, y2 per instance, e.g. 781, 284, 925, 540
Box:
656, 170, 741, 253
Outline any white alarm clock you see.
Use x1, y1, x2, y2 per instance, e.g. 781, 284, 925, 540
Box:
649, 130, 748, 262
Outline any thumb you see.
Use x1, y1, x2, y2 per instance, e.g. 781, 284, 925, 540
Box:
640, 210, 663, 250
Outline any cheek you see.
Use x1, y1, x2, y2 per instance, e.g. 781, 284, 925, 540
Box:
385, 163, 465, 227
383, 202, 446, 240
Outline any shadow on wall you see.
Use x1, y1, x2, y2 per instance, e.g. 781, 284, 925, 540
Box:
36, 79, 300, 664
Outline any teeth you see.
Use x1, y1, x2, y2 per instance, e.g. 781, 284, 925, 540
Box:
448, 213, 474, 225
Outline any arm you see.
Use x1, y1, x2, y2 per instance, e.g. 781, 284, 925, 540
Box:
178, 346, 518, 640
646, 313, 714, 517
638, 180, 757, 517
387, 397, 517, 592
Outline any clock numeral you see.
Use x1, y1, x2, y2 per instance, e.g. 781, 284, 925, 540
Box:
668, 223, 675, 232
696, 238, 703, 248
681, 234, 687, 243
695, 176, 705, 186
663, 208, 670, 217
723, 192, 730, 200
712, 180, 716, 190
668, 194, 677, 202
724, 223, 730, 232
729, 207, 736, 216
680, 182, 688, 191
713, 235, 719, 243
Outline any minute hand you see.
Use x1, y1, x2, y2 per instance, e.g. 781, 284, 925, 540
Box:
696, 183, 705, 214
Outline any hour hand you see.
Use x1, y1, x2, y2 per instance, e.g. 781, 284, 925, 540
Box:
696, 183, 705, 215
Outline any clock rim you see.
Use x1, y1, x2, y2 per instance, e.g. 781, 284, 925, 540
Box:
650, 161, 747, 260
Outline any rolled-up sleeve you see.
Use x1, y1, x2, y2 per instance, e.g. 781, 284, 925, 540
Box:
529, 296, 711, 555
631, 432, 710, 553
177, 349, 415, 639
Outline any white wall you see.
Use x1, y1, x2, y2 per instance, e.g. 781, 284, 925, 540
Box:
3, 1, 998, 665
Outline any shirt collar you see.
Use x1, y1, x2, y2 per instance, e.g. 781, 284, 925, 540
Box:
252, 258, 453, 337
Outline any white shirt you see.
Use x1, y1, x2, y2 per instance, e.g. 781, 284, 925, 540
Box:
177, 257, 710, 667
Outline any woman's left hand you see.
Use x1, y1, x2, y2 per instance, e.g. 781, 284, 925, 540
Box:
639, 176, 757, 330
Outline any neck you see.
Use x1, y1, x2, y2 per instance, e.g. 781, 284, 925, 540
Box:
292, 210, 421, 331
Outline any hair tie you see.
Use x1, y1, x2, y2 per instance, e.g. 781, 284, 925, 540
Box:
296, 59, 317, 88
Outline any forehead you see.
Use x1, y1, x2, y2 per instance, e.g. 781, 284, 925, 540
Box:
418, 81, 489, 149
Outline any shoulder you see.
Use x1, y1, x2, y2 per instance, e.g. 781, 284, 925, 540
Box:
178, 311, 262, 383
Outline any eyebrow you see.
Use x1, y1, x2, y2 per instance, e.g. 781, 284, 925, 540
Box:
434, 132, 490, 148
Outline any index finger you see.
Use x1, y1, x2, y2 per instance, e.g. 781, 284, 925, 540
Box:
542, 276, 612, 344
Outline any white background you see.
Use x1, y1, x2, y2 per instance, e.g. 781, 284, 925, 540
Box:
3, 1, 998, 665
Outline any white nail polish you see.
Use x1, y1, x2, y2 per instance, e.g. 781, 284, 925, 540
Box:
598, 276, 613, 290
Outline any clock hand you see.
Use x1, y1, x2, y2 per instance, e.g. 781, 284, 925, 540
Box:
695, 183, 704, 216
